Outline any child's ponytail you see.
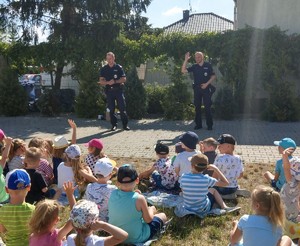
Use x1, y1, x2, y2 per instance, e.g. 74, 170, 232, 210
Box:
251, 185, 284, 227
268, 190, 284, 227
74, 228, 90, 246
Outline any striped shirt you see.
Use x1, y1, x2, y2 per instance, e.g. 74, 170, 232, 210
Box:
37, 158, 54, 186
180, 173, 217, 213
0, 202, 35, 246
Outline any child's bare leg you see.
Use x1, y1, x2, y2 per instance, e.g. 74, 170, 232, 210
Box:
208, 188, 227, 209
154, 212, 167, 223
277, 235, 292, 246
264, 171, 274, 182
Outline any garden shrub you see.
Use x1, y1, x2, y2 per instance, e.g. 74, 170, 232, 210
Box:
75, 62, 106, 118
214, 86, 235, 120
145, 83, 166, 114
125, 66, 147, 119
0, 68, 27, 116
262, 81, 299, 122
162, 67, 193, 120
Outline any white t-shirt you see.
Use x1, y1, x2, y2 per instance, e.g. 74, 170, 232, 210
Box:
213, 154, 243, 188
66, 234, 104, 246
173, 150, 199, 178
57, 162, 74, 190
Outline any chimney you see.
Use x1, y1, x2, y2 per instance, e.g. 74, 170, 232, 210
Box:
183, 10, 190, 21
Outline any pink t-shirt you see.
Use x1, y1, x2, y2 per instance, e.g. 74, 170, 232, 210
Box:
30, 229, 62, 246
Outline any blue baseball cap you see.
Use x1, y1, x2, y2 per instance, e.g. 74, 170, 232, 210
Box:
179, 131, 199, 150
274, 138, 296, 150
5, 169, 30, 190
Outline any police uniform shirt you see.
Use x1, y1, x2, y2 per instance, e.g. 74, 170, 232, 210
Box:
187, 61, 215, 86
99, 63, 126, 90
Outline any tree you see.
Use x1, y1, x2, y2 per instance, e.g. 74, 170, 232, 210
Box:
0, 0, 152, 89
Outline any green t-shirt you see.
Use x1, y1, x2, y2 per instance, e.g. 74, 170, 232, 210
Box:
0, 166, 9, 203
0, 202, 35, 246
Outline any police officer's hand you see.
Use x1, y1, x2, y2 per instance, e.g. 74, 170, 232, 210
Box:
201, 83, 208, 89
184, 52, 191, 61
107, 80, 114, 86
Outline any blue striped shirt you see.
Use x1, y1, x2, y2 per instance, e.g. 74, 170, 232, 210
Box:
180, 173, 217, 213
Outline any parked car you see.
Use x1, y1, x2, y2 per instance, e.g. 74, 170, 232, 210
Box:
19, 74, 42, 111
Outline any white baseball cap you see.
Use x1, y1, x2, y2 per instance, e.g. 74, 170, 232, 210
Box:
94, 158, 114, 177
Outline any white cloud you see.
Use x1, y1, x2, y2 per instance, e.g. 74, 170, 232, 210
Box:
163, 6, 183, 16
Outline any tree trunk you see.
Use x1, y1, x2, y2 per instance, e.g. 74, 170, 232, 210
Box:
54, 63, 64, 90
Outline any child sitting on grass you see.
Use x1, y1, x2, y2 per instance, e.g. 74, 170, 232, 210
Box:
84, 138, 105, 176
230, 185, 292, 246
175, 153, 240, 218
0, 169, 35, 246
264, 137, 296, 192
109, 164, 167, 244
139, 143, 179, 191
174, 131, 200, 180
24, 147, 48, 204
214, 134, 250, 198
200, 137, 219, 164
28, 137, 54, 186
52, 119, 77, 184
84, 158, 117, 222
68, 199, 128, 245
281, 147, 300, 223
7, 138, 26, 171
29, 199, 73, 246
0, 136, 12, 204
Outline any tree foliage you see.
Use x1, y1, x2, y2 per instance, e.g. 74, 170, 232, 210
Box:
125, 66, 147, 119
0, 0, 152, 89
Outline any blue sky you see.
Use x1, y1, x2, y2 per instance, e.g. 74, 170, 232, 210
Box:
143, 0, 234, 28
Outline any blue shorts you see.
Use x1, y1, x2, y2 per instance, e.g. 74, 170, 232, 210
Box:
207, 192, 216, 210
214, 186, 237, 195
271, 180, 280, 192
148, 216, 164, 240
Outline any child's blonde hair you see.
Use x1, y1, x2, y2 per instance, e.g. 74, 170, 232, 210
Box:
251, 185, 284, 227
68, 156, 86, 188
53, 147, 67, 159
28, 137, 45, 148
25, 147, 41, 163
29, 199, 60, 235
8, 138, 26, 161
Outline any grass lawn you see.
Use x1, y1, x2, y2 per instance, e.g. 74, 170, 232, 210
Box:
59, 156, 275, 246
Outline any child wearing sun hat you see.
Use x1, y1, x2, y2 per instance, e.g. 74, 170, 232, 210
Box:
52, 119, 77, 184
84, 158, 117, 222
84, 138, 105, 176
67, 199, 128, 245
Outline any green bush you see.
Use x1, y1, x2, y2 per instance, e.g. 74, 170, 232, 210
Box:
145, 83, 167, 114
125, 66, 147, 119
162, 68, 193, 120
37, 89, 76, 116
262, 81, 299, 121
214, 86, 235, 120
75, 62, 106, 118
0, 68, 27, 116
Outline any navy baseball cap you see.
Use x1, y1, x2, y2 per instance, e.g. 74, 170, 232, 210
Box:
179, 131, 199, 150
217, 134, 236, 145
6, 169, 30, 190
154, 143, 169, 155
274, 138, 296, 150
117, 164, 138, 183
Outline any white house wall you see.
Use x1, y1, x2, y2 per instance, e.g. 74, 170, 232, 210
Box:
236, 0, 300, 35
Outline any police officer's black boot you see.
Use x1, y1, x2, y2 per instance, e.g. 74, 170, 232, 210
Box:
123, 125, 130, 131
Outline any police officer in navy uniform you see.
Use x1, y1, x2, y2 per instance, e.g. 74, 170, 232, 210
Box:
98, 52, 130, 131
182, 51, 216, 130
